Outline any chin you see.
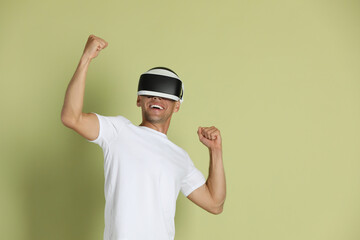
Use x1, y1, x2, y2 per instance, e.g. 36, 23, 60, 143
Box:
144, 114, 165, 124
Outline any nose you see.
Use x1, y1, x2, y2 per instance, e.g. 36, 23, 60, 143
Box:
151, 96, 162, 100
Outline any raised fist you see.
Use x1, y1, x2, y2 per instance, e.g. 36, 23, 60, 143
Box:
197, 126, 222, 150
82, 34, 108, 61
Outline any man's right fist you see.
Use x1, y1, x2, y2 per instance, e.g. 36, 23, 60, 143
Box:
82, 34, 108, 61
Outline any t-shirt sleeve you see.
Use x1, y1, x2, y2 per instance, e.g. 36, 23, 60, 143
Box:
181, 155, 206, 197
87, 112, 130, 148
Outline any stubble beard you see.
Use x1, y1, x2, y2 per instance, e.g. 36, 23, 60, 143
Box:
144, 111, 168, 124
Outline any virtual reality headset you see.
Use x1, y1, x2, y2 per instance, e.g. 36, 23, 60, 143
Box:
137, 67, 184, 103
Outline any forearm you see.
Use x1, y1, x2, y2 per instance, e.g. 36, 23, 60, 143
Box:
61, 56, 91, 124
206, 147, 226, 208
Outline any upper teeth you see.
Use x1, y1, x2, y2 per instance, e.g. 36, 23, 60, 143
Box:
151, 105, 163, 109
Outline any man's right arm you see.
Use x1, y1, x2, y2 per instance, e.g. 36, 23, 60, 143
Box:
61, 35, 108, 141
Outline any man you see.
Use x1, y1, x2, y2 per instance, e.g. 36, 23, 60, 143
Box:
61, 34, 226, 240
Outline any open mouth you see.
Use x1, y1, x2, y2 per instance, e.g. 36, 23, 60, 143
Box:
150, 104, 164, 110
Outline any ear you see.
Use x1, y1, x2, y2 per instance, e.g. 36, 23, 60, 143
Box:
173, 101, 181, 113
136, 96, 141, 107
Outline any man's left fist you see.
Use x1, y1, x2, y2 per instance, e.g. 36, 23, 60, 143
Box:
197, 126, 222, 150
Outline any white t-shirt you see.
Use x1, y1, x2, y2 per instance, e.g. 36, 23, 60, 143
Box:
88, 113, 206, 240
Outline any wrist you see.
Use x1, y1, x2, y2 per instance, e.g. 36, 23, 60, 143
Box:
209, 146, 222, 155
80, 54, 92, 65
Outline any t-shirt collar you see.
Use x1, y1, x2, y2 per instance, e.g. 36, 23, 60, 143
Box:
138, 126, 168, 138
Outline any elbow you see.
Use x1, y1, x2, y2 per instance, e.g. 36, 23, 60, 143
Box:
61, 114, 75, 128
212, 203, 224, 215
212, 207, 223, 215
61, 108, 81, 128
211, 194, 226, 215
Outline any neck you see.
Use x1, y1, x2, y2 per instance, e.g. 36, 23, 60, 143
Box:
139, 119, 171, 135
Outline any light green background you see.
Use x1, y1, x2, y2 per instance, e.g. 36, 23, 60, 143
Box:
1, 0, 359, 239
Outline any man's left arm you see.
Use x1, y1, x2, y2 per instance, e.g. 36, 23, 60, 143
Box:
187, 126, 226, 215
